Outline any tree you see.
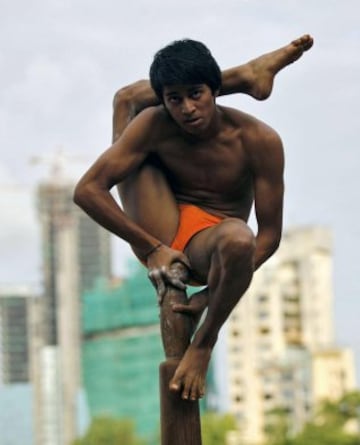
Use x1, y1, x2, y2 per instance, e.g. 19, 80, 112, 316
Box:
264, 407, 294, 445
201, 412, 238, 445
292, 391, 360, 445
72, 416, 147, 445
264, 391, 360, 445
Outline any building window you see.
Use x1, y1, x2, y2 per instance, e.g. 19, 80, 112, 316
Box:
234, 395, 243, 403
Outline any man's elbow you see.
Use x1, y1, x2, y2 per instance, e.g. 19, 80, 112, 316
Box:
267, 234, 281, 257
73, 181, 91, 210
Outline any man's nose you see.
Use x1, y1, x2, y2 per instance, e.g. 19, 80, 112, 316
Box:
181, 99, 195, 115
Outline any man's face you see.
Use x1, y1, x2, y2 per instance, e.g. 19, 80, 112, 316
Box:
162, 84, 217, 136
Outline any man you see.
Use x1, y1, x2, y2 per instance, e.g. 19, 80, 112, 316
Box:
74, 35, 313, 402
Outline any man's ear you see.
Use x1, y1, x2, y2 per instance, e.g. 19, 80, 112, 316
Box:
213, 89, 220, 99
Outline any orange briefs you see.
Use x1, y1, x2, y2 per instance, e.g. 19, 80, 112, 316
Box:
170, 204, 225, 252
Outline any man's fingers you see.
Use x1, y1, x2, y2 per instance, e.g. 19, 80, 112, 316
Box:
168, 277, 187, 290
148, 265, 188, 304
148, 269, 166, 299
147, 270, 157, 288
157, 280, 166, 302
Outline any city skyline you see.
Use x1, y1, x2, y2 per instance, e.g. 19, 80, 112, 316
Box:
1, 0, 359, 382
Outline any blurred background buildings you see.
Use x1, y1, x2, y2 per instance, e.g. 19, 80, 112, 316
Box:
0, 156, 357, 445
31, 156, 111, 445
213, 227, 356, 444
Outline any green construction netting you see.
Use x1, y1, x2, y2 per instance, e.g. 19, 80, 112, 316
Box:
82, 333, 163, 437
82, 262, 159, 334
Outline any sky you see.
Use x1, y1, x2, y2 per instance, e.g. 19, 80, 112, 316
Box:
1, 0, 359, 379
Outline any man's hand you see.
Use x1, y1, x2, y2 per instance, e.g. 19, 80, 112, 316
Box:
146, 244, 190, 303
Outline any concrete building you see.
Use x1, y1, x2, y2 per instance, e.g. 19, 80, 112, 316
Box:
0, 285, 35, 385
31, 154, 111, 445
214, 226, 357, 444
312, 347, 356, 403
0, 285, 37, 445
0, 384, 33, 445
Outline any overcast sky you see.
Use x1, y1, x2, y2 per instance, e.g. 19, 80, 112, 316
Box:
1, 0, 359, 379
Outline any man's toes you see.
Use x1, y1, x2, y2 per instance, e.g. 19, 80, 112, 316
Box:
181, 385, 190, 400
172, 303, 192, 314
193, 378, 205, 400
198, 381, 206, 399
304, 36, 314, 50
169, 376, 182, 393
190, 381, 200, 401
181, 376, 195, 400
296, 34, 313, 51
185, 377, 205, 401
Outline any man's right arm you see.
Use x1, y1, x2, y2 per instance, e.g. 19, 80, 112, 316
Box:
75, 108, 190, 295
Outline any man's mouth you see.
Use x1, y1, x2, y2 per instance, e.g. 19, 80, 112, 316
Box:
184, 117, 202, 126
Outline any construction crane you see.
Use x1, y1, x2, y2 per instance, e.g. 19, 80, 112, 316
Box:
29, 147, 90, 185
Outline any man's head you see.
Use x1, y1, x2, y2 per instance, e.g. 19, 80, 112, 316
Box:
149, 39, 222, 101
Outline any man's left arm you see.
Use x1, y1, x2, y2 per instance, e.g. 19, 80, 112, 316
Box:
251, 127, 284, 270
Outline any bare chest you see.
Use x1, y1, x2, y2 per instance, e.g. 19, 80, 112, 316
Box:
157, 136, 252, 197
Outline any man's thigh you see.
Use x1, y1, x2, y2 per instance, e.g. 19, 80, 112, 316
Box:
117, 157, 179, 246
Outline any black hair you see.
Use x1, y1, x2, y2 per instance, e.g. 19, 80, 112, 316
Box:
149, 39, 222, 101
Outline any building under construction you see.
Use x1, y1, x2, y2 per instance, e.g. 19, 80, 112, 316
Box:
82, 263, 163, 441
31, 154, 111, 445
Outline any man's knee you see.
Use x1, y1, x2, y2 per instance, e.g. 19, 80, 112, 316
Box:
215, 219, 255, 265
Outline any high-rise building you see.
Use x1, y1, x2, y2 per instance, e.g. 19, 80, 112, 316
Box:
0, 286, 35, 445
0, 285, 34, 385
32, 155, 111, 445
214, 226, 357, 444
36, 179, 111, 346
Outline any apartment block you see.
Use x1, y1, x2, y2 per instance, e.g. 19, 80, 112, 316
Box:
215, 226, 356, 444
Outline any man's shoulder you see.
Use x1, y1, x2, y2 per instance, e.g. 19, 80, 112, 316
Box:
220, 106, 277, 135
133, 106, 177, 136
123, 105, 177, 146
135, 105, 171, 125
220, 106, 283, 160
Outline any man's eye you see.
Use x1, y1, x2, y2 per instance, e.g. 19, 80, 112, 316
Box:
168, 97, 180, 104
191, 90, 202, 99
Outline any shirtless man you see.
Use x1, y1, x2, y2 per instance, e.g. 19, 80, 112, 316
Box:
74, 35, 313, 401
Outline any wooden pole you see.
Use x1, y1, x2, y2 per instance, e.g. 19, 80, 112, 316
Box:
159, 262, 202, 445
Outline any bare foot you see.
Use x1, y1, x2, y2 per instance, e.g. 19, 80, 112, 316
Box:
169, 343, 212, 400
248, 34, 314, 100
172, 287, 209, 334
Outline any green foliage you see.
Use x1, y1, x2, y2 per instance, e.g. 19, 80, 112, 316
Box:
264, 391, 360, 445
71, 416, 147, 445
291, 421, 359, 445
201, 412, 238, 445
264, 407, 293, 445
